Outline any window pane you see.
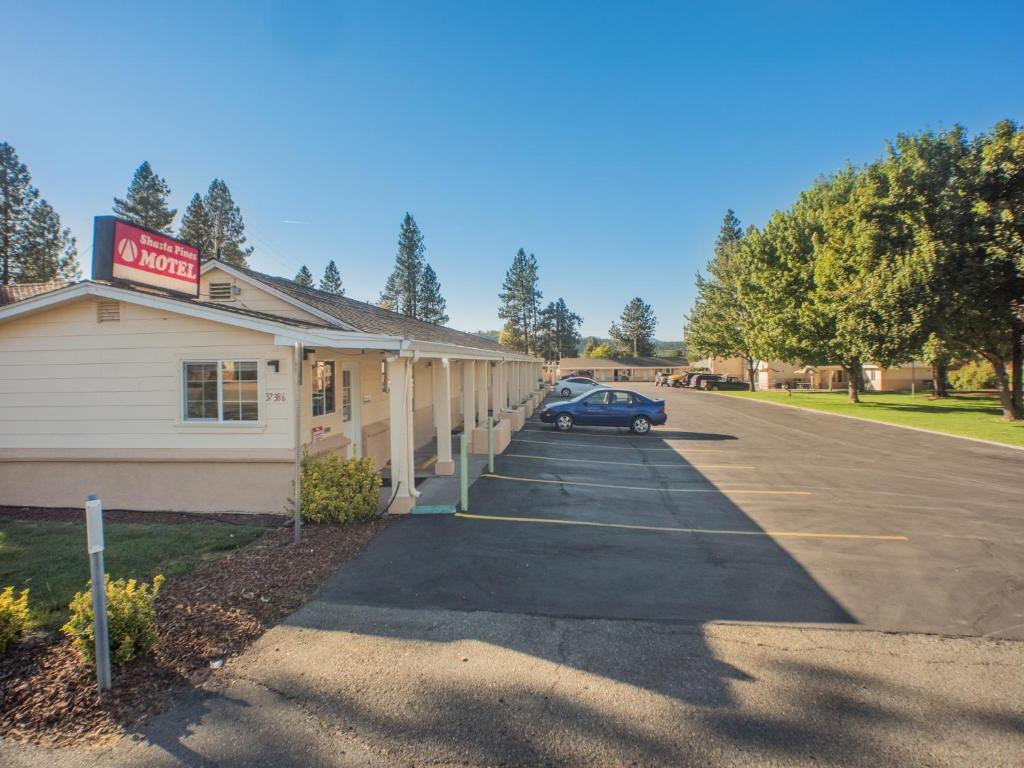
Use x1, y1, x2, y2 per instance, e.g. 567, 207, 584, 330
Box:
222, 360, 258, 421
312, 361, 335, 417
342, 369, 352, 422
184, 363, 217, 420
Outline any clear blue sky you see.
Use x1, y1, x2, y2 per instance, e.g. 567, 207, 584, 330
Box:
6, 1, 1023, 339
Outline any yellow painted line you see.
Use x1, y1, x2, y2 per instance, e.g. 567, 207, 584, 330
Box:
504, 453, 753, 470
511, 437, 723, 453
454, 512, 908, 542
416, 454, 437, 470
480, 473, 811, 495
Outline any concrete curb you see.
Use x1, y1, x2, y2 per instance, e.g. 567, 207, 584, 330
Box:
707, 391, 1024, 453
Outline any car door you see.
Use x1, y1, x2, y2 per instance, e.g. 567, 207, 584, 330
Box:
577, 390, 611, 425
571, 377, 596, 396
606, 391, 636, 426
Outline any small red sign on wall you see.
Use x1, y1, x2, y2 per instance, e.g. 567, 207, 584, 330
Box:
92, 216, 200, 297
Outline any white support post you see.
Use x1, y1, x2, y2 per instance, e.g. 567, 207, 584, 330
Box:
491, 361, 501, 418
387, 357, 416, 514
476, 359, 488, 425
462, 359, 476, 433
432, 358, 453, 475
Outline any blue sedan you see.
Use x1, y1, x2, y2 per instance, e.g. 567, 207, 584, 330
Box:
538, 389, 667, 434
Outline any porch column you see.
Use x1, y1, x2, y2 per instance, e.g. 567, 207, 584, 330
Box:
476, 359, 488, 425
387, 356, 416, 514
490, 361, 501, 417
432, 358, 453, 475
462, 359, 476, 433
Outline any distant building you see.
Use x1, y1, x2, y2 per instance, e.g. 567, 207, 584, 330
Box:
691, 356, 932, 391
552, 356, 688, 384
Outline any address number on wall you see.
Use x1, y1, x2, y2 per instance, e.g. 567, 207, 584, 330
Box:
265, 390, 287, 403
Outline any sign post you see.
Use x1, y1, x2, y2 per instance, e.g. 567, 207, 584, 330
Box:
487, 416, 494, 474
85, 495, 112, 692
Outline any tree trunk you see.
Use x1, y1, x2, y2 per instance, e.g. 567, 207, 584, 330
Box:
982, 351, 1020, 421
746, 358, 757, 392
846, 361, 861, 404
1012, 332, 1023, 416
932, 362, 949, 398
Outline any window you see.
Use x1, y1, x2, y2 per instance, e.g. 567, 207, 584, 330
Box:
183, 361, 258, 422
312, 361, 336, 417
609, 391, 633, 405
583, 391, 611, 406
342, 368, 352, 422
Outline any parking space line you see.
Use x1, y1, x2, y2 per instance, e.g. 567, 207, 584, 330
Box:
504, 453, 753, 470
480, 472, 811, 495
511, 437, 723, 452
454, 512, 908, 542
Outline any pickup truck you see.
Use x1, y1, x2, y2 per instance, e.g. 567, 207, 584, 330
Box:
700, 375, 749, 391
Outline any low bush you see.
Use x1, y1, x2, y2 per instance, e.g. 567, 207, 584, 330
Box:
62, 574, 164, 666
0, 586, 30, 653
300, 452, 382, 523
950, 360, 997, 391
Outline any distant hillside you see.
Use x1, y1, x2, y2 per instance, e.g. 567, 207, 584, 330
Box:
579, 336, 686, 357
473, 330, 500, 341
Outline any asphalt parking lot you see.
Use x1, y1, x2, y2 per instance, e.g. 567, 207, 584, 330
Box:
323, 383, 1024, 638
23, 385, 1021, 767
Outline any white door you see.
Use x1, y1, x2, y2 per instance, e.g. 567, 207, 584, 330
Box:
341, 364, 361, 457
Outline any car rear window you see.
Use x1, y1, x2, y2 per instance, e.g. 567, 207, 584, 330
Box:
609, 391, 633, 404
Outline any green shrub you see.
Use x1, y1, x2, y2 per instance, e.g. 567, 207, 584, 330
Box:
300, 452, 382, 523
950, 360, 997, 391
62, 574, 164, 666
0, 586, 30, 653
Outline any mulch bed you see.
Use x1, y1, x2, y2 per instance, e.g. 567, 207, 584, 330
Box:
0, 517, 390, 747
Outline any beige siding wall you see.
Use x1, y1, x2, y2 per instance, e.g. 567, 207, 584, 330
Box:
0, 297, 294, 451
0, 296, 298, 512
200, 267, 323, 323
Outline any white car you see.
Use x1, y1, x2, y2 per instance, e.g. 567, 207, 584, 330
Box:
552, 376, 602, 398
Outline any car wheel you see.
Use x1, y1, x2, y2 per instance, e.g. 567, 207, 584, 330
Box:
673, 381, 681, 388
560, 387, 572, 397
631, 416, 651, 434
555, 413, 574, 432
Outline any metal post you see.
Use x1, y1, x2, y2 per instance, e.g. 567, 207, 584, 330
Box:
293, 342, 303, 543
487, 416, 494, 474
911, 360, 916, 398
459, 431, 469, 512
85, 495, 111, 692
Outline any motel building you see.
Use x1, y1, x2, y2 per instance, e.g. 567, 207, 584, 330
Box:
0, 218, 543, 515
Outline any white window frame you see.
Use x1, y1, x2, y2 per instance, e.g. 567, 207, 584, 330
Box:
182, 359, 261, 423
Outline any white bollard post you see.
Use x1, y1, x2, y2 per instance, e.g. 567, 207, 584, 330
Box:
85, 495, 112, 692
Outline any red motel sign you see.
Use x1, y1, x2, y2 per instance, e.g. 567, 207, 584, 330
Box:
92, 216, 200, 297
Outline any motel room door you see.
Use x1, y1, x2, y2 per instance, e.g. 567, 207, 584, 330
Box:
341, 364, 361, 457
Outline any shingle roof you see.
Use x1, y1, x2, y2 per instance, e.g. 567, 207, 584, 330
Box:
0, 280, 68, 306
558, 356, 688, 369
221, 261, 509, 352
87, 279, 341, 329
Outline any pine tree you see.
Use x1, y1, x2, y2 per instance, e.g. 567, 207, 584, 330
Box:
418, 263, 449, 325
380, 213, 425, 317
537, 298, 583, 360
0, 142, 38, 285
203, 179, 253, 268
715, 209, 743, 252
113, 161, 176, 233
320, 260, 344, 294
498, 248, 542, 354
16, 200, 80, 282
0, 142, 79, 284
179, 193, 213, 257
610, 297, 657, 356
294, 265, 314, 286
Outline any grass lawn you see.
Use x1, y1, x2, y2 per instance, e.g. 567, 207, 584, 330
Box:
714, 390, 1024, 447
0, 519, 267, 629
